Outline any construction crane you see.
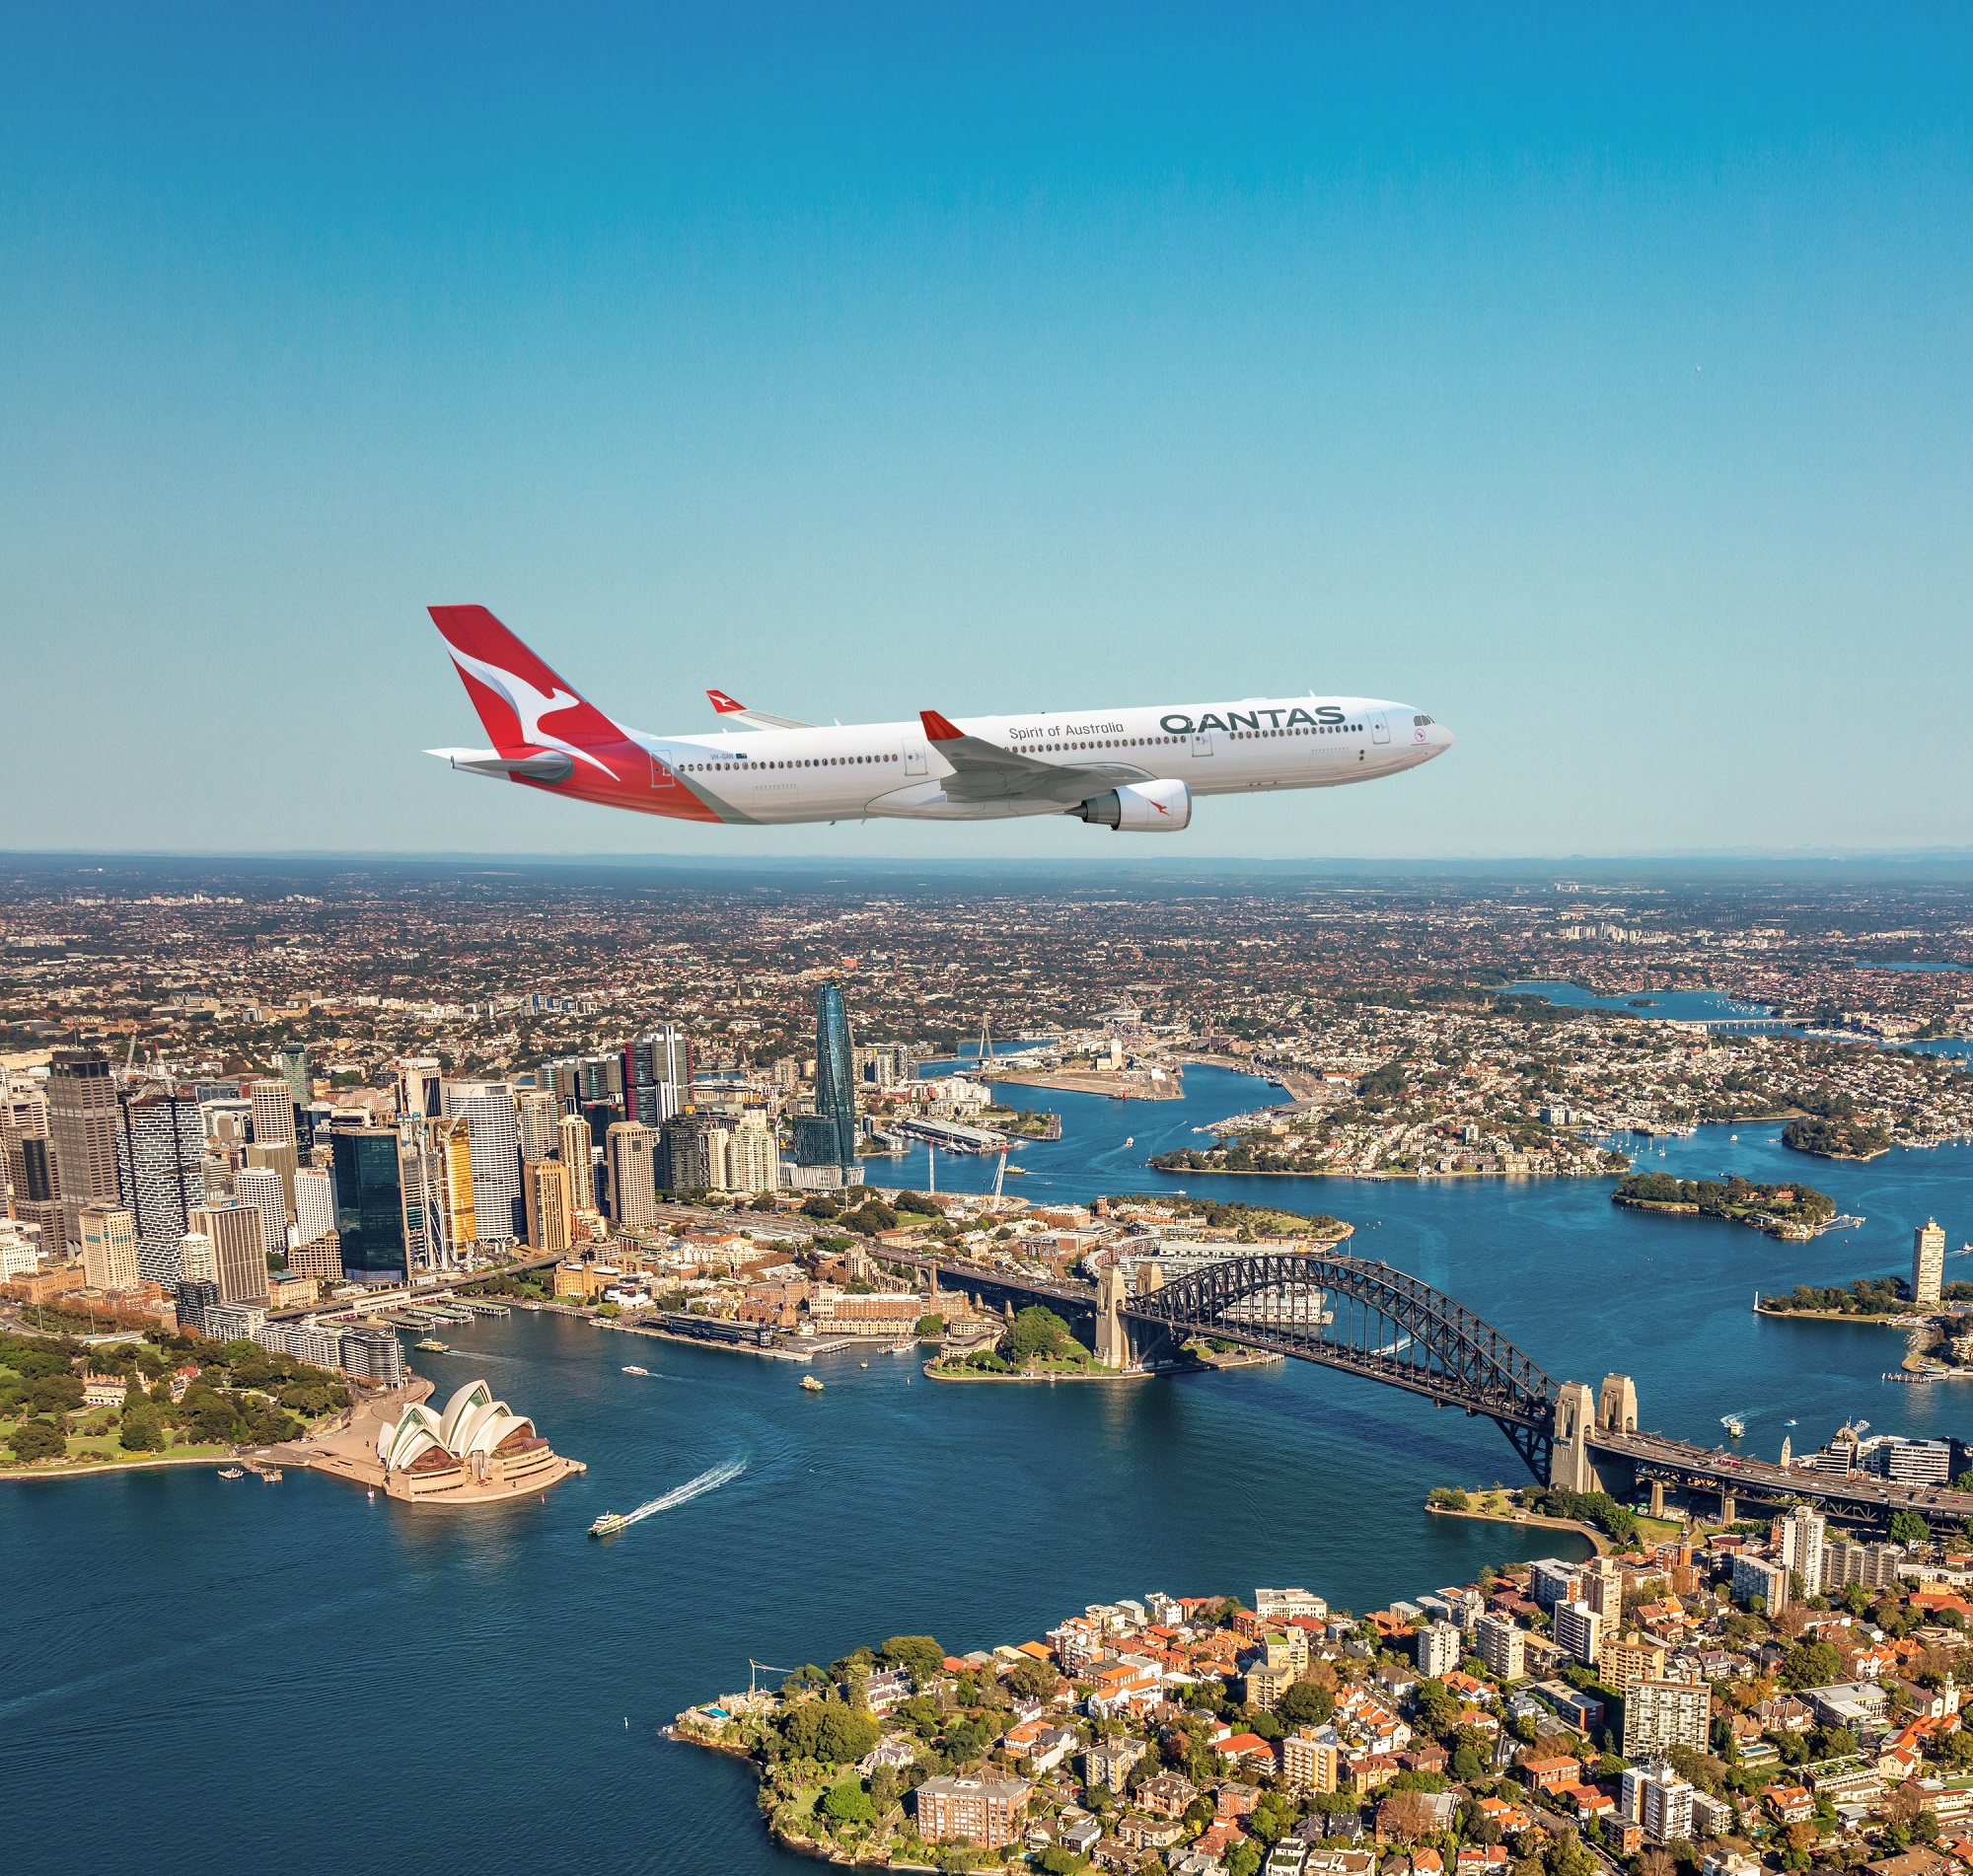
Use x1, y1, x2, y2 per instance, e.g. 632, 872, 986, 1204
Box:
748, 1659, 797, 1696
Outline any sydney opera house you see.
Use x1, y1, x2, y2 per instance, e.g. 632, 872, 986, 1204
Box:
308, 1375, 583, 1503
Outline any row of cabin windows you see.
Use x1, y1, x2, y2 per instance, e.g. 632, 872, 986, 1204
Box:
680, 724, 1362, 771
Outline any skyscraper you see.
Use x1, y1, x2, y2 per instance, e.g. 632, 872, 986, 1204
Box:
113, 1087, 207, 1286
248, 1077, 298, 1149
815, 982, 857, 1177
661, 1115, 730, 1192
524, 1157, 574, 1253
235, 1166, 289, 1263
557, 1112, 594, 1210
516, 1088, 559, 1164
1, 1075, 62, 1244
46, 1047, 120, 1245
727, 1116, 777, 1194
438, 1117, 477, 1255
1777, 1506, 1827, 1599
397, 1056, 442, 1122
452, 1085, 523, 1245
275, 1043, 312, 1119
294, 1166, 335, 1246
607, 1121, 660, 1229
329, 1129, 407, 1280
190, 1201, 270, 1305
78, 1206, 139, 1290
624, 1027, 691, 1127
1915, 1218, 1946, 1308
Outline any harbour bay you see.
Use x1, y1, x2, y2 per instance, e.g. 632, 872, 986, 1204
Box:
5, 1064, 1970, 1875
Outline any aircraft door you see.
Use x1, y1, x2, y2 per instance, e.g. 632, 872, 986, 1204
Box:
1370, 713, 1391, 745
1190, 731, 1214, 758
905, 744, 928, 776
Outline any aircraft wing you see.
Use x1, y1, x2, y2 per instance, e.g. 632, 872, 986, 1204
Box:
918, 710, 1146, 805
707, 688, 814, 731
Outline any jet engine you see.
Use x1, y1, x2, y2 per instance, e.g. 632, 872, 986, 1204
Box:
1068, 777, 1193, 831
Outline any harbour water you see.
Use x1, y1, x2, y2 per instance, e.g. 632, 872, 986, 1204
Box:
5, 1064, 1970, 1875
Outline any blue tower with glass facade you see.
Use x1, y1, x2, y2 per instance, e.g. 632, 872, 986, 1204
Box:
814, 982, 857, 1178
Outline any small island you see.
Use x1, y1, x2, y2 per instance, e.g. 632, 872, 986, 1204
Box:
1781, 1117, 1891, 1161
1612, 1172, 1835, 1239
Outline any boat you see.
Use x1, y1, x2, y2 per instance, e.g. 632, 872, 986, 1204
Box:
259, 1468, 283, 1482
888, 1340, 913, 1354
218, 1467, 244, 1479
1721, 1413, 1745, 1439
590, 1511, 631, 1538
801, 1375, 825, 1393
1123, 1135, 1134, 1147
621, 1365, 649, 1376
415, 1337, 448, 1352
860, 1360, 869, 1368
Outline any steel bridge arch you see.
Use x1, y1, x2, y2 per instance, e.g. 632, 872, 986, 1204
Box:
1122, 1252, 1561, 1478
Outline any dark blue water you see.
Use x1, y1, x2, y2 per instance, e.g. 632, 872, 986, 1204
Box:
1506, 979, 1782, 1024
7, 1065, 1970, 1875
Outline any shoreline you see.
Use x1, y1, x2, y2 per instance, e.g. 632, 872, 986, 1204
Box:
1423, 1501, 1611, 1553
0, 1445, 241, 1483
923, 1359, 1155, 1384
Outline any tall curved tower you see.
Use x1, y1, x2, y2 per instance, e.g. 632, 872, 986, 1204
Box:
815, 983, 857, 1180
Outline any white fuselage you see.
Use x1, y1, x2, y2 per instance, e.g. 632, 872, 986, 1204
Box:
640, 695, 1453, 824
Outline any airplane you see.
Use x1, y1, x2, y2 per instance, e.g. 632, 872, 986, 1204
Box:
424, 604, 1454, 832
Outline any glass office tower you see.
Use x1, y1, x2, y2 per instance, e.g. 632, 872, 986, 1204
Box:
330, 1129, 408, 1280
814, 983, 857, 1177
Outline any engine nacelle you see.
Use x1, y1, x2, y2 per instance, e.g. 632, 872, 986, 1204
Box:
1069, 778, 1193, 832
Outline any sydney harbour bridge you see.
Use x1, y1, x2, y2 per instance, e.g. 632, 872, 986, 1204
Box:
867, 1242, 1973, 1535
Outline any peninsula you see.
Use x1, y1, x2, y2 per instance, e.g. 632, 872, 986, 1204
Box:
674, 1520, 1973, 1874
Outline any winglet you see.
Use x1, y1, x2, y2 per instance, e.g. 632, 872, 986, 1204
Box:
920, 709, 964, 742
707, 689, 747, 716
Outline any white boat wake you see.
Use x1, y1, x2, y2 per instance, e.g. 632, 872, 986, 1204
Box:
618, 1456, 748, 1530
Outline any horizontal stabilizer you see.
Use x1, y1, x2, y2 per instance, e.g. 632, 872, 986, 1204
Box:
707, 688, 813, 731
425, 747, 576, 783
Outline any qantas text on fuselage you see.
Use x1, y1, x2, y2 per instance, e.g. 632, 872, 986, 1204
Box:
423, 606, 1454, 834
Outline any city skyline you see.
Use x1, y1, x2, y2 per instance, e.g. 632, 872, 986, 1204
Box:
4, 7, 1971, 858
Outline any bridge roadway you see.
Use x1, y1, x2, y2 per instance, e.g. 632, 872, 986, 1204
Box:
863, 1242, 1973, 1532
1585, 1425, 1973, 1526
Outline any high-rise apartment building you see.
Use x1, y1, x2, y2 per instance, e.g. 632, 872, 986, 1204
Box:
46, 1047, 121, 1244
1621, 1764, 1695, 1844
235, 1167, 289, 1262
1623, 1681, 1712, 1761
1, 1076, 63, 1243
431, 1116, 475, 1257
329, 1130, 407, 1279
449, 1084, 522, 1244
815, 983, 857, 1176
179, 1231, 217, 1284
113, 1087, 207, 1285
1914, 1219, 1946, 1309
624, 1028, 691, 1127
1415, 1621, 1461, 1679
524, 1157, 574, 1253
726, 1116, 777, 1194
398, 1056, 442, 1122
294, 1166, 335, 1246
557, 1112, 596, 1211
275, 1044, 312, 1121
1474, 1612, 1525, 1682
516, 1089, 558, 1164
1554, 1600, 1603, 1668
248, 1077, 298, 1149
78, 1206, 139, 1290
607, 1122, 660, 1230
662, 1115, 730, 1192
1777, 1507, 1827, 1599
190, 1202, 270, 1305
1731, 1552, 1789, 1611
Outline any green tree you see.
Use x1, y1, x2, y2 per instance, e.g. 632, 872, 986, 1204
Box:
881, 1635, 946, 1689
1005, 1657, 1057, 1702
1226, 1843, 1264, 1876
818, 1704, 879, 1765
7, 1417, 66, 1463
821, 1779, 875, 1827
1279, 1681, 1337, 1728
1890, 1510, 1929, 1549
915, 1313, 945, 1338
118, 1402, 164, 1451
1002, 1306, 1080, 1364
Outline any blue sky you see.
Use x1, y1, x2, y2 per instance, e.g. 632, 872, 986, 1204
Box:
3, 4, 1969, 858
